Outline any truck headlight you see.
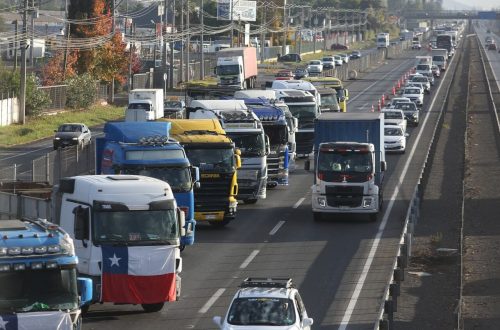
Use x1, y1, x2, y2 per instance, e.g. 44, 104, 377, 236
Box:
13, 263, 26, 271
0, 264, 10, 272
31, 262, 43, 270
8, 247, 21, 255
317, 197, 326, 207
0, 247, 7, 256
54, 137, 60, 140
72, 137, 78, 141
363, 198, 372, 208
58, 234, 74, 256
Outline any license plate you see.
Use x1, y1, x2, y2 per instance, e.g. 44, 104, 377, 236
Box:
205, 214, 217, 220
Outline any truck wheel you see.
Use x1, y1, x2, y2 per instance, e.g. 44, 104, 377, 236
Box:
313, 212, 322, 222
81, 304, 90, 315
141, 303, 165, 313
243, 198, 258, 204
209, 218, 231, 227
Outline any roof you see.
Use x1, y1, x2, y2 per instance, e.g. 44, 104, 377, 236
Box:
104, 121, 171, 142
165, 119, 233, 144
234, 90, 279, 100
236, 287, 293, 299
317, 112, 383, 121
190, 99, 247, 111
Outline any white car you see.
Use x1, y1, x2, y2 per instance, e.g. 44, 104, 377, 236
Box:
307, 60, 323, 74
382, 109, 407, 132
406, 82, 426, 95
333, 55, 343, 66
339, 54, 350, 63
402, 86, 424, 107
321, 56, 335, 70
384, 126, 408, 153
415, 63, 432, 77
213, 278, 313, 330
388, 97, 411, 108
410, 75, 431, 93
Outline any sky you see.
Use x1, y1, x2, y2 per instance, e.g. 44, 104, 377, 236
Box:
443, 0, 500, 10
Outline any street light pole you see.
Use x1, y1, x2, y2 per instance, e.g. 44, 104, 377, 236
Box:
200, 0, 204, 80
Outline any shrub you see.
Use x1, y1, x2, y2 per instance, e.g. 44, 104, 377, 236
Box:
65, 73, 97, 109
26, 74, 51, 117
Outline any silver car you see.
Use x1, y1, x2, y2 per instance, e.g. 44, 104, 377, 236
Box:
53, 123, 92, 150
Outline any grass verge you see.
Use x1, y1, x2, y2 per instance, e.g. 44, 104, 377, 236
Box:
0, 105, 125, 147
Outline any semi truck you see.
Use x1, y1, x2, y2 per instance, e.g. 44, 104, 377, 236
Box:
0, 218, 92, 329
165, 119, 241, 226
53, 175, 184, 313
377, 33, 390, 48
95, 121, 199, 248
431, 48, 448, 71
305, 112, 386, 221
245, 101, 290, 187
126, 89, 164, 121
188, 100, 268, 204
436, 34, 453, 52
304, 77, 349, 112
216, 47, 258, 89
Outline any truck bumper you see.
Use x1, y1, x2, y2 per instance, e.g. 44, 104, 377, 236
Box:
267, 170, 289, 187
237, 176, 267, 200
311, 192, 379, 214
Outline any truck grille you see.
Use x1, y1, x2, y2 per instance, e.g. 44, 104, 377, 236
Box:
195, 174, 233, 212
267, 155, 281, 176
325, 186, 364, 207
296, 132, 314, 155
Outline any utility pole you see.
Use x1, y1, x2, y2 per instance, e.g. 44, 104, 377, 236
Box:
180, 0, 184, 82
200, 0, 204, 80
169, 0, 176, 89
186, 0, 190, 82
299, 7, 304, 54
128, 20, 134, 92
29, 1, 35, 67
162, 0, 168, 91
111, 0, 116, 34
14, 20, 18, 71
19, 0, 28, 125
281, 1, 287, 55
260, 2, 266, 61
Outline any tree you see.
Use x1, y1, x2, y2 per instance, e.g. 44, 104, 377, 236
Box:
92, 33, 129, 84
41, 51, 78, 86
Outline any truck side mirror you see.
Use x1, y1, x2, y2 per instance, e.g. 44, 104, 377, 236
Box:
381, 161, 387, 172
345, 89, 349, 99
191, 166, 200, 189
235, 154, 242, 169
177, 208, 186, 237
265, 135, 270, 155
304, 160, 310, 171
77, 277, 93, 307
73, 206, 89, 243
293, 117, 299, 131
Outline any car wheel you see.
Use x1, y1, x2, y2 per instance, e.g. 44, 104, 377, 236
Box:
141, 303, 165, 313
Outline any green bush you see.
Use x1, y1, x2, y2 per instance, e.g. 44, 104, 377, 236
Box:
26, 74, 51, 117
65, 73, 97, 109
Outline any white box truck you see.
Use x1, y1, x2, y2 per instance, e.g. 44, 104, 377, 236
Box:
431, 48, 448, 71
377, 33, 390, 48
126, 89, 164, 121
215, 47, 258, 89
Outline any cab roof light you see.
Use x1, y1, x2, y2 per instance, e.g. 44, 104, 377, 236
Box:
31, 262, 43, 270
8, 247, 21, 255
0, 247, 7, 256
21, 247, 34, 255
0, 264, 10, 272
46, 261, 58, 269
241, 277, 294, 289
13, 263, 26, 271
47, 245, 61, 253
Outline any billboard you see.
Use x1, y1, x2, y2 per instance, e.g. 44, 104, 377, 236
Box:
217, 0, 256, 22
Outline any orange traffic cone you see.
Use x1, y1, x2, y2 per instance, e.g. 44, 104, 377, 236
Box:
381, 94, 385, 106
397, 79, 401, 89
371, 104, 374, 112
392, 86, 396, 96
377, 99, 381, 111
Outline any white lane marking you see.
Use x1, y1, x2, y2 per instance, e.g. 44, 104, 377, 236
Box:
269, 221, 286, 235
198, 288, 226, 314
239, 250, 260, 269
293, 197, 305, 209
338, 55, 454, 330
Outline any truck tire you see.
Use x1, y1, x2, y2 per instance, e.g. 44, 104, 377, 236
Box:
81, 304, 90, 316
313, 212, 322, 222
243, 198, 258, 204
141, 303, 165, 313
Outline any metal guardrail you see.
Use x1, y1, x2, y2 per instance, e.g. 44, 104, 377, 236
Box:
375, 31, 464, 330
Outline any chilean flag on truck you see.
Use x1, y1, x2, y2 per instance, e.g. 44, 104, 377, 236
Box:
101, 245, 176, 304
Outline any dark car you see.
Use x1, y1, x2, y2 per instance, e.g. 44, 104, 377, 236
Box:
330, 43, 349, 50
294, 68, 309, 79
488, 43, 497, 51
277, 53, 302, 63
349, 50, 361, 59
53, 123, 92, 150
164, 100, 185, 118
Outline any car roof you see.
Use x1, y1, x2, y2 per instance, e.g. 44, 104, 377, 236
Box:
236, 286, 295, 300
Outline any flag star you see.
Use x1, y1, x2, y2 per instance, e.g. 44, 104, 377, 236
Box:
0, 316, 8, 330
109, 253, 121, 267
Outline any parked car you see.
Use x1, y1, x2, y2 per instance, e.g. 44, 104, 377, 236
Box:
213, 278, 313, 330
321, 56, 335, 70
294, 68, 309, 79
307, 60, 323, 74
275, 69, 295, 80
330, 43, 349, 50
278, 53, 302, 63
53, 123, 92, 150
164, 100, 185, 118
384, 126, 408, 154
349, 50, 361, 59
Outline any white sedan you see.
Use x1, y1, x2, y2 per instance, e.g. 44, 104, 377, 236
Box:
307, 60, 323, 74
384, 126, 408, 153
382, 109, 407, 132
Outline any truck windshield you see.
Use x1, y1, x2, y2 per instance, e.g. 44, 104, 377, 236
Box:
185, 148, 234, 173
217, 65, 240, 75
227, 132, 265, 157
227, 298, 296, 326
121, 166, 192, 193
318, 151, 373, 180
287, 104, 317, 128
320, 94, 339, 107
0, 268, 78, 312
93, 209, 178, 245
264, 126, 288, 145
127, 103, 151, 110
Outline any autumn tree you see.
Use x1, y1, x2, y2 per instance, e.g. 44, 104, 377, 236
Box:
41, 50, 78, 86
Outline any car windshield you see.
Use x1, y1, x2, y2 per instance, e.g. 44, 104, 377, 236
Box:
322, 57, 333, 62
384, 112, 403, 120
165, 101, 182, 108
58, 125, 82, 132
412, 77, 427, 83
276, 71, 291, 77
395, 103, 417, 111
93, 209, 178, 244
0, 268, 78, 313
405, 89, 420, 94
121, 166, 192, 192
217, 64, 239, 75
227, 297, 296, 326
385, 127, 403, 136
227, 132, 265, 157
416, 64, 430, 71
309, 61, 321, 65
185, 148, 234, 173
264, 125, 288, 145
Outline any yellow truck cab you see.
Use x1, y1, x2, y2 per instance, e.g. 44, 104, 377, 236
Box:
304, 77, 349, 112
164, 119, 241, 227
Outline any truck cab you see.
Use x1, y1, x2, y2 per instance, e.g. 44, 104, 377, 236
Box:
126, 89, 164, 121
216, 47, 258, 89
0, 218, 92, 328
54, 175, 184, 313
188, 100, 269, 204
95, 121, 198, 248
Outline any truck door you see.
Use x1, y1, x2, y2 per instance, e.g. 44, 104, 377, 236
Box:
65, 201, 92, 274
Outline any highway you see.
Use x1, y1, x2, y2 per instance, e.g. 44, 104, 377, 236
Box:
0, 42, 462, 329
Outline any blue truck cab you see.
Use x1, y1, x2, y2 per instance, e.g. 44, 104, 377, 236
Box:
0, 218, 92, 329
243, 99, 290, 187
95, 121, 199, 247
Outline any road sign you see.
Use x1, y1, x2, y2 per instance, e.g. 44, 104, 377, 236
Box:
217, 0, 256, 21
